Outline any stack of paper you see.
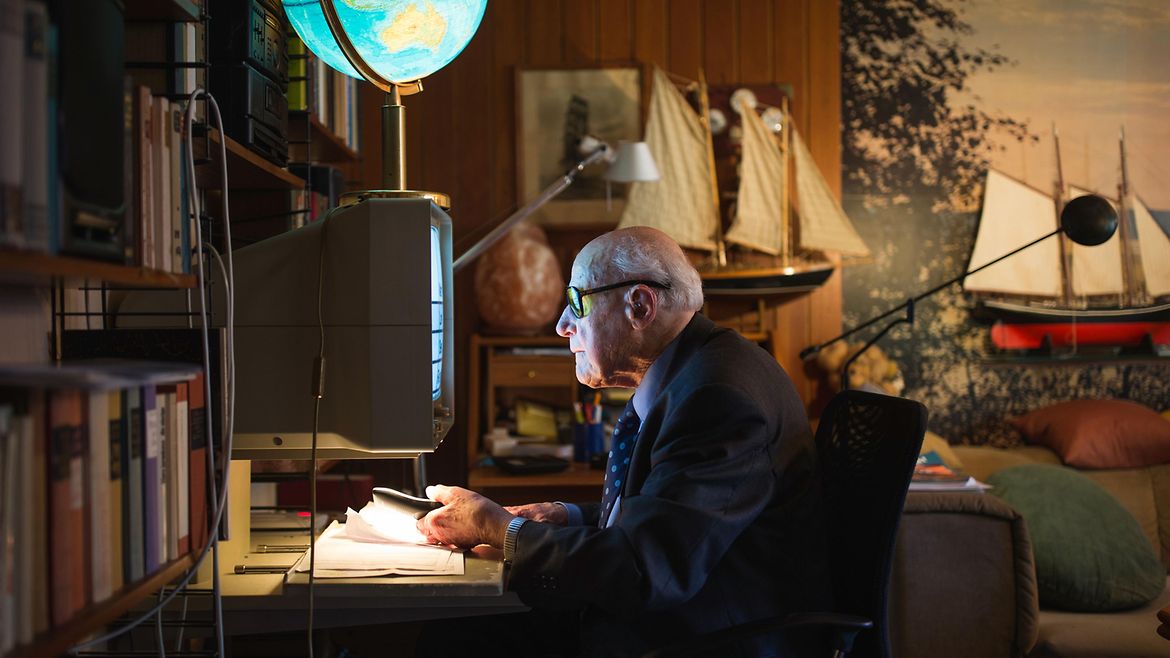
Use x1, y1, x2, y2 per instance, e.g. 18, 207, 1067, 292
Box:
294, 504, 463, 578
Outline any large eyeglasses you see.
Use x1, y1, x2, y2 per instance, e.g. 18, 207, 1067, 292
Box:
565, 280, 671, 319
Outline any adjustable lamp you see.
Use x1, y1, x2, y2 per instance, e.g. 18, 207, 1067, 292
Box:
452, 137, 660, 273
284, 0, 487, 206
800, 194, 1120, 389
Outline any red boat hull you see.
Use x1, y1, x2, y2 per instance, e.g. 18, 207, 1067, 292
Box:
991, 321, 1170, 350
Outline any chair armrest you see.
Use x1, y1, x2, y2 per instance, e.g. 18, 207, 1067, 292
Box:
889, 492, 1039, 658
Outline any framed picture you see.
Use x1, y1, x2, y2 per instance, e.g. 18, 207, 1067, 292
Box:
517, 67, 642, 226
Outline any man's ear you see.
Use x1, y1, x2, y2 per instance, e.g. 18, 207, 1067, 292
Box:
625, 286, 657, 328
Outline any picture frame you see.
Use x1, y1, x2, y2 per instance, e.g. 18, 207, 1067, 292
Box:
516, 66, 643, 226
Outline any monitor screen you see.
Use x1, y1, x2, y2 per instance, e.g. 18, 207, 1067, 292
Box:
431, 225, 443, 401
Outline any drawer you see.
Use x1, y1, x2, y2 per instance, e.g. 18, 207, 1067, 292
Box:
490, 356, 576, 386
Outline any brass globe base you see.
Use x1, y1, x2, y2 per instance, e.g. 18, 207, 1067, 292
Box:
340, 189, 452, 211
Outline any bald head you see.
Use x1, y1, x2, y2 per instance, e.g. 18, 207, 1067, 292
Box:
578, 227, 704, 313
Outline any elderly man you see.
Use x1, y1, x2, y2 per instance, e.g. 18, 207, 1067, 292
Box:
418, 227, 829, 656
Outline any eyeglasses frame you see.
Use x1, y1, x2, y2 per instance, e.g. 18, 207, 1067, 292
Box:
565, 279, 671, 319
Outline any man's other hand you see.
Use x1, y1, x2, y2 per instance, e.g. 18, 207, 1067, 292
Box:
505, 502, 568, 525
416, 485, 514, 549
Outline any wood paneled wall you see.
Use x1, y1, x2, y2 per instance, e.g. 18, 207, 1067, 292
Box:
353, 0, 843, 483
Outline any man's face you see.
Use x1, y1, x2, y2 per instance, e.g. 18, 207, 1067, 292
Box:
556, 251, 633, 388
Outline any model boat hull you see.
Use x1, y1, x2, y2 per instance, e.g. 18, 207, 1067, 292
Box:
700, 262, 834, 295
977, 299, 1170, 350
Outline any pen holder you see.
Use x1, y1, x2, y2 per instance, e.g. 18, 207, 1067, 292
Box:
573, 423, 603, 463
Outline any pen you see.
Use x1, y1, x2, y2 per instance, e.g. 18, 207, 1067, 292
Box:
234, 564, 293, 574
255, 544, 309, 553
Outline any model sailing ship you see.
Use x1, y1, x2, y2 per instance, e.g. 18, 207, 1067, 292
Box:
617, 67, 870, 295
964, 129, 1170, 351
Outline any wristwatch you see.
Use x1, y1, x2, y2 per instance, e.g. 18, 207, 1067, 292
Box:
503, 516, 527, 563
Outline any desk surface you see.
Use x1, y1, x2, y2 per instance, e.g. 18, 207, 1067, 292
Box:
201, 531, 528, 634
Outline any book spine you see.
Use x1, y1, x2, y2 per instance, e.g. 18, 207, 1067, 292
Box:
1, 404, 14, 653
0, 0, 24, 249
15, 395, 36, 645
29, 390, 48, 635
21, 0, 49, 253
188, 372, 208, 553
137, 87, 153, 268
161, 390, 177, 561
152, 97, 171, 273
142, 385, 160, 573
124, 387, 144, 582
107, 389, 124, 592
169, 107, 182, 274
48, 389, 79, 625
175, 382, 189, 556
87, 390, 112, 604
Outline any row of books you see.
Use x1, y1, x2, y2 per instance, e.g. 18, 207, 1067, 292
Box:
910, 450, 991, 492
288, 36, 360, 154
0, 371, 211, 653
130, 85, 193, 274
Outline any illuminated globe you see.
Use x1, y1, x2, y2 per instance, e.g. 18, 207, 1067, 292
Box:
284, 0, 487, 84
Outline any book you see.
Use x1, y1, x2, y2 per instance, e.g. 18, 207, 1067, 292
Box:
910, 451, 990, 492
21, 0, 49, 253
152, 96, 171, 273
28, 390, 48, 635
48, 389, 82, 625
12, 391, 37, 645
87, 390, 112, 604
188, 372, 208, 553
135, 86, 153, 268
108, 389, 124, 592
159, 389, 174, 561
142, 385, 161, 573
0, 0, 24, 250
1, 404, 14, 653
124, 387, 144, 582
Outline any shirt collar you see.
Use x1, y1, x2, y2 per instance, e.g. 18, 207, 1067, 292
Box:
632, 329, 684, 421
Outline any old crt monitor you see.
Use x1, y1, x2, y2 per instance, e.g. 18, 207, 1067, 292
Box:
227, 197, 453, 459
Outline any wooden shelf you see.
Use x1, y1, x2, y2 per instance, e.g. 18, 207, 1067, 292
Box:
469, 462, 604, 489
123, 0, 201, 22
11, 554, 196, 658
289, 112, 361, 164
0, 250, 197, 288
195, 130, 305, 191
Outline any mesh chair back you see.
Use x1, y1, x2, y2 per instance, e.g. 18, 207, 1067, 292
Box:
816, 390, 927, 658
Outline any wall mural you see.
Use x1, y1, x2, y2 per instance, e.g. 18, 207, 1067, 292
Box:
840, 0, 1170, 446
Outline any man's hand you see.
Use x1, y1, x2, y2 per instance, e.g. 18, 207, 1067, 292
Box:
505, 502, 568, 525
415, 485, 514, 549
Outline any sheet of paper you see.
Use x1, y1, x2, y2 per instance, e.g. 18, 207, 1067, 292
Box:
295, 522, 463, 578
344, 503, 428, 544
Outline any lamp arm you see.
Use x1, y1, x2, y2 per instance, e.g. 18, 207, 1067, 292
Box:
799, 227, 1062, 361
453, 146, 610, 273
839, 299, 913, 392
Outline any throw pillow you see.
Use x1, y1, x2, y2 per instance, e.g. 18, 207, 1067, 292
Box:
1010, 399, 1170, 469
988, 464, 1165, 612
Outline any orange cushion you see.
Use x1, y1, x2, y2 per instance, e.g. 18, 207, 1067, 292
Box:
1010, 399, 1170, 469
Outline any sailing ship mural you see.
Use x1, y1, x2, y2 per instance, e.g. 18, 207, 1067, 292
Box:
964, 130, 1170, 353
618, 67, 870, 295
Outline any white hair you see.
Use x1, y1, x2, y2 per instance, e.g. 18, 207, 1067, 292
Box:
601, 232, 704, 312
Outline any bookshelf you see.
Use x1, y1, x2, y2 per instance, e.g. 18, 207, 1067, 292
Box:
0, 0, 368, 654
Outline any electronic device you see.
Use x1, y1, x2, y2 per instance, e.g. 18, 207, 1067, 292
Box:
372, 486, 443, 519
55, 0, 127, 260
495, 455, 571, 476
208, 0, 288, 85
215, 64, 290, 166
117, 196, 453, 461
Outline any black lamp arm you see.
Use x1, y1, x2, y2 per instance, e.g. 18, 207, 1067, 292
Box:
799, 227, 1062, 361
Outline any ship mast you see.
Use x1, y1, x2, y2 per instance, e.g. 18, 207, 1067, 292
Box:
780, 97, 792, 267
1118, 127, 1148, 305
697, 69, 727, 267
1052, 125, 1074, 304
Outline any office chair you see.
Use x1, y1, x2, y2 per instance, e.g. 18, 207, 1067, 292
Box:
646, 389, 928, 658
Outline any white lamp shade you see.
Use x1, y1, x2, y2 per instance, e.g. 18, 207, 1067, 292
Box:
605, 141, 660, 182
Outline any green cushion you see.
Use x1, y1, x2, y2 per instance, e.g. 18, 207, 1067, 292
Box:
987, 464, 1164, 612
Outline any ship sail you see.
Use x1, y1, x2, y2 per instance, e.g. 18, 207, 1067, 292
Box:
964, 169, 1063, 297
617, 67, 719, 251
1066, 186, 1124, 297
1133, 194, 1170, 297
724, 104, 786, 255
791, 129, 870, 257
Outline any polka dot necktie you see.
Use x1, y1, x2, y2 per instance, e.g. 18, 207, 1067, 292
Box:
600, 402, 640, 527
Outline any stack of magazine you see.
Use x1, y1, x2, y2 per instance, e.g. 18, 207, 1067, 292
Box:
910, 451, 990, 492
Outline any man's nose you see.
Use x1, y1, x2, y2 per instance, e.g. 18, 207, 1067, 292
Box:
555, 306, 574, 337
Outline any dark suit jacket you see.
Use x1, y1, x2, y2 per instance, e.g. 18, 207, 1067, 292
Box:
510, 314, 831, 657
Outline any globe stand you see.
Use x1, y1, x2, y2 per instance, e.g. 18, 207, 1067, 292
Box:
318, 1, 451, 209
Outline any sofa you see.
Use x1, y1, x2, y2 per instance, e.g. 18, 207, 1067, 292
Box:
888, 445, 1170, 658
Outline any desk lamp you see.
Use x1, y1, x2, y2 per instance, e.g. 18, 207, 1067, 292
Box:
800, 194, 1120, 389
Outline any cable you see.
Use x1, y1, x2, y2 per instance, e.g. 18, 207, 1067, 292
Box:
69, 88, 236, 656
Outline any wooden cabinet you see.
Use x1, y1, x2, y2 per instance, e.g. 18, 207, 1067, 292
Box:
465, 334, 604, 505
